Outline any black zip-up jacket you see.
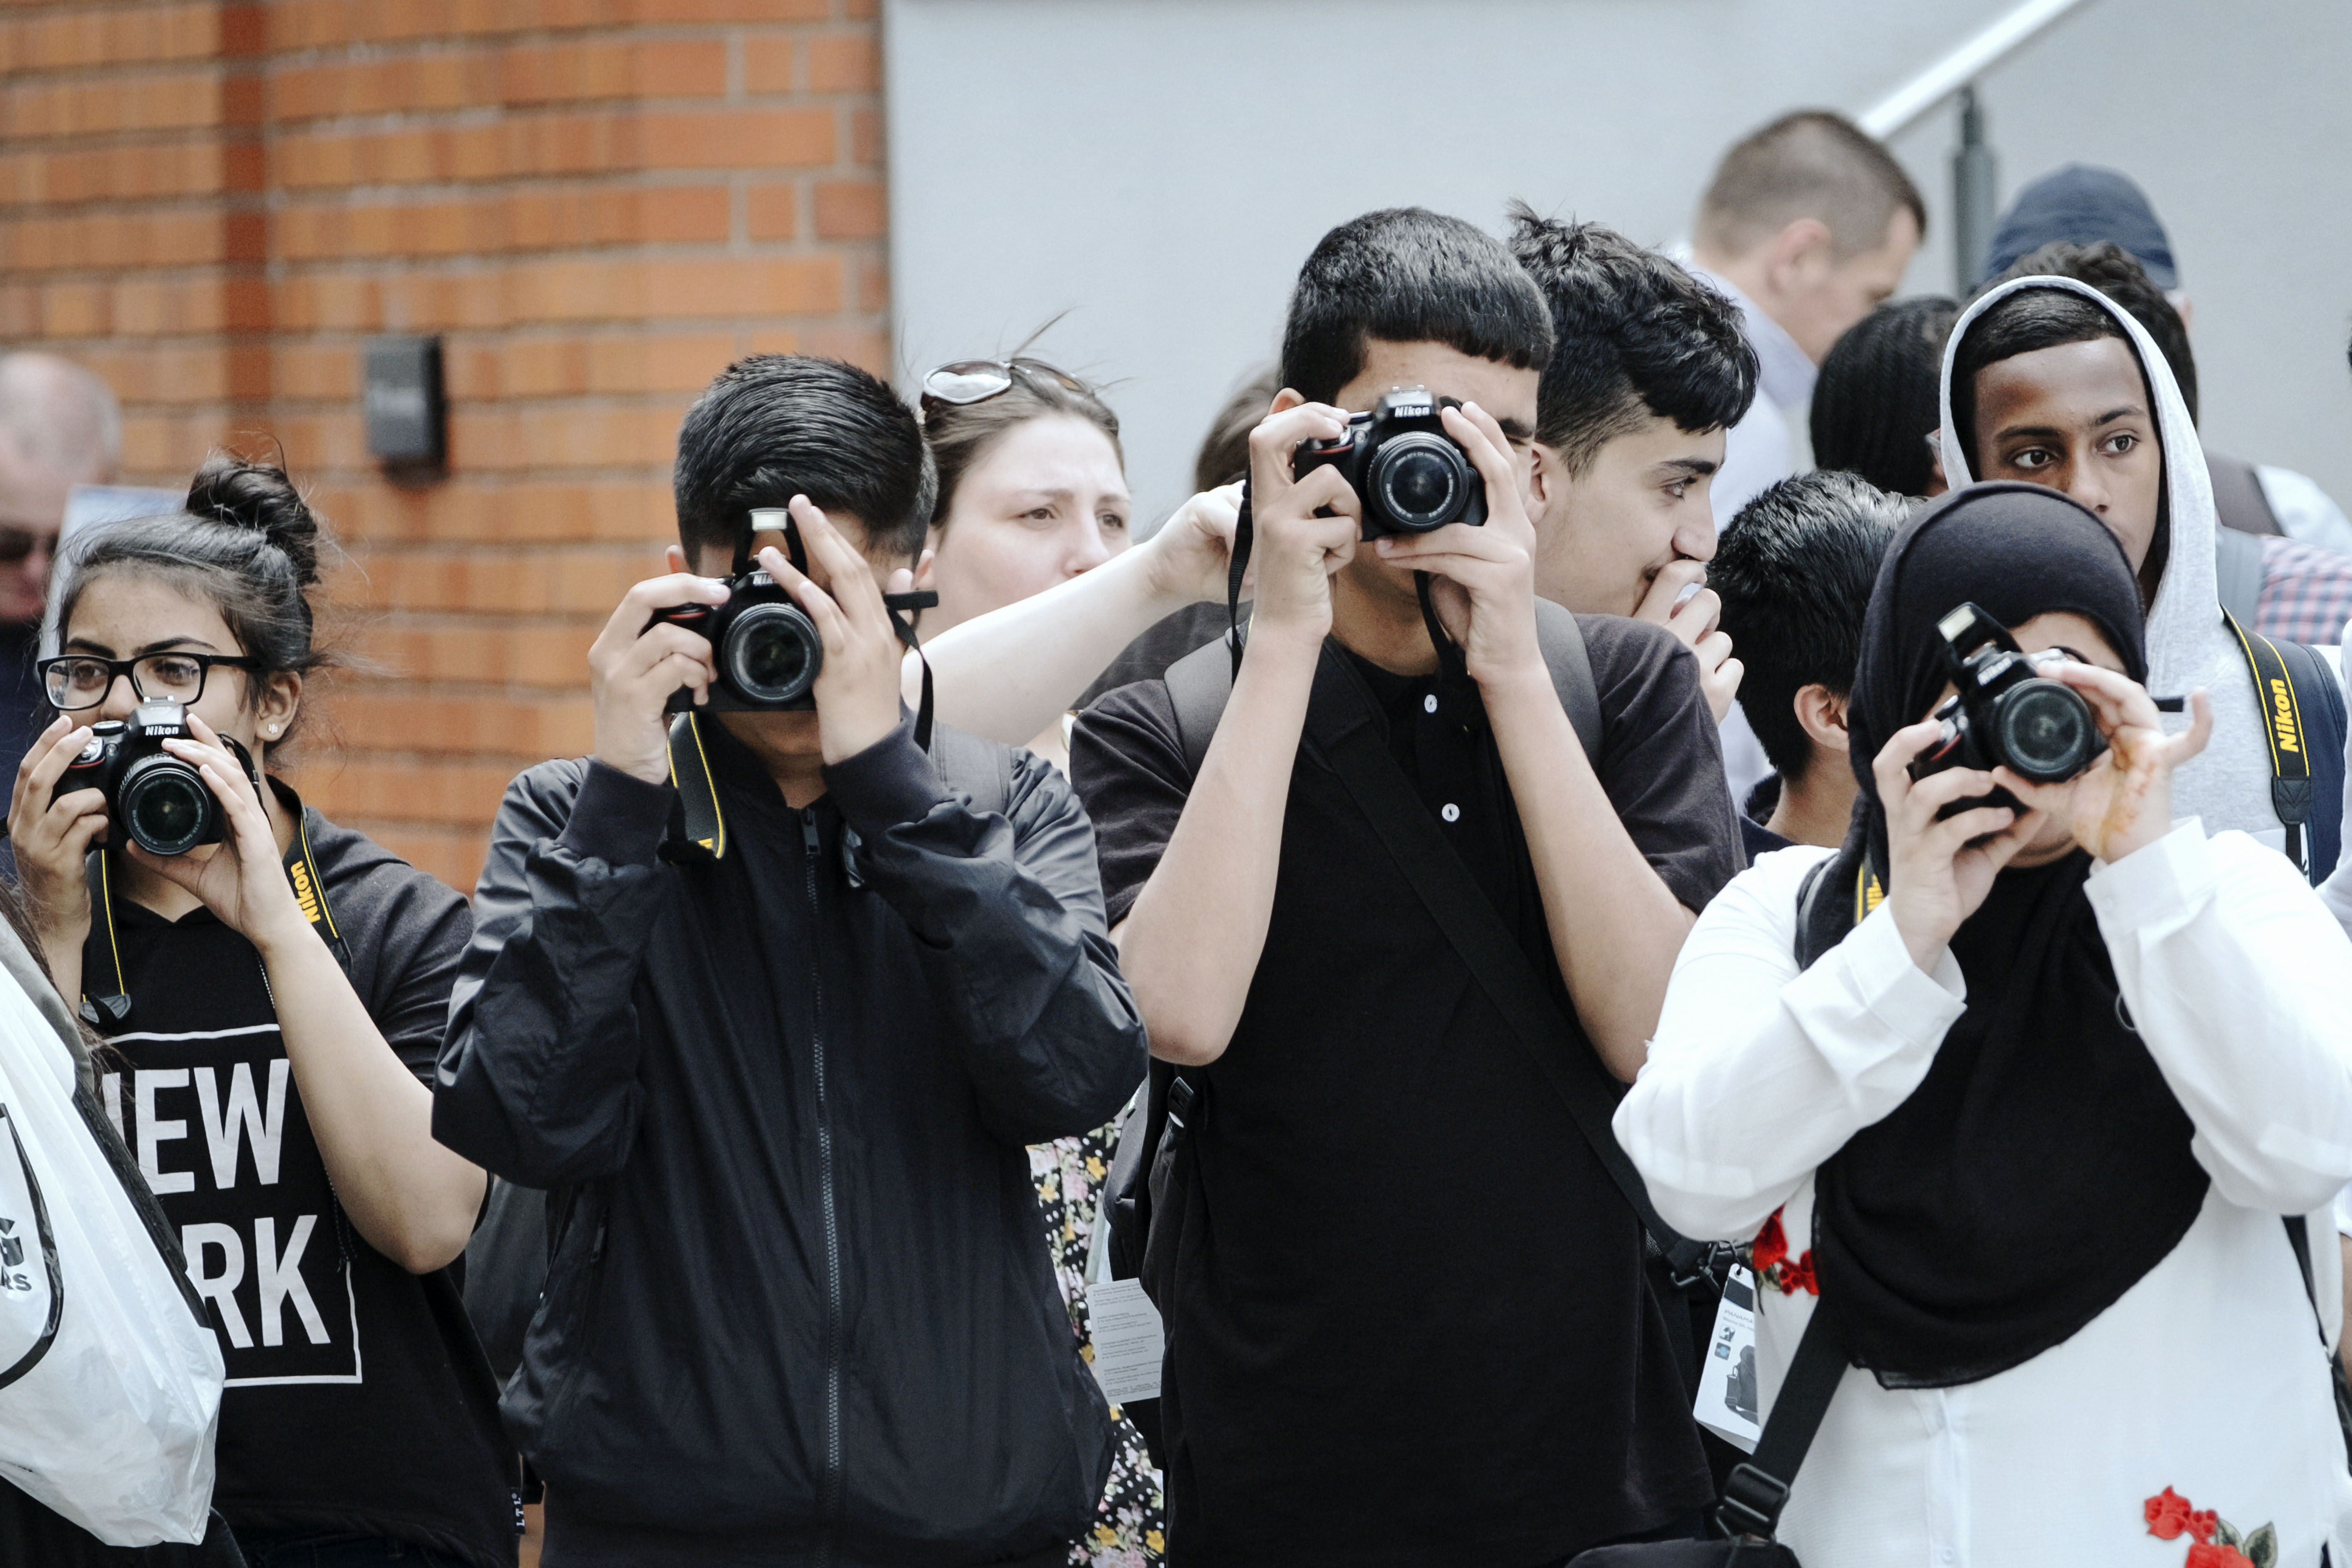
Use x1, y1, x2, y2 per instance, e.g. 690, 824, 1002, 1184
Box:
431, 714, 1146, 1568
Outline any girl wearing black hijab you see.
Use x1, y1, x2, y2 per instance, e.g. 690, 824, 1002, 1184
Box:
1618, 483, 2352, 1566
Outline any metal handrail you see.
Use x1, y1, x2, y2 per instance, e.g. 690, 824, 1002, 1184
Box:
1857, 0, 2094, 140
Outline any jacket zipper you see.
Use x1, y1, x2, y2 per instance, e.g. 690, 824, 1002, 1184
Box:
804, 807, 845, 1563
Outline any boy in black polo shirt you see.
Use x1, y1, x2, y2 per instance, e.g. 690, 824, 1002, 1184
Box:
1070, 209, 1740, 1565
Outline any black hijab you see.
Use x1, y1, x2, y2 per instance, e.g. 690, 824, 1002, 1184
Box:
1801, 482, 2208, 1389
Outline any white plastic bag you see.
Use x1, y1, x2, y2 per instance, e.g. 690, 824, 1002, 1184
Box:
0, 968, 223, 1545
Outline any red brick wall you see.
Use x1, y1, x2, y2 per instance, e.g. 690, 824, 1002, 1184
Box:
0, 0, 889, 889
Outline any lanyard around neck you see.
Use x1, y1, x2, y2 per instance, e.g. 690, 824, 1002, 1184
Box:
81, 795, 350, 1030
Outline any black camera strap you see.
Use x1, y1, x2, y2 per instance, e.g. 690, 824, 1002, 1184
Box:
78, 780, 350, 1031
1226, 485, 1253, 680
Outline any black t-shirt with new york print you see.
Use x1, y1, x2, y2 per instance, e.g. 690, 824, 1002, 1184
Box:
91, 796, 514, 1568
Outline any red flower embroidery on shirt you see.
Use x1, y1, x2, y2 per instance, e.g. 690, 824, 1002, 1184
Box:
2144, 1490, 2274, 1568
1748, 1208, 1819, 1295
1752, 1211, 1788, 1274
2147, 1488, 2195, 1540
2187, 1546, 2254, 1568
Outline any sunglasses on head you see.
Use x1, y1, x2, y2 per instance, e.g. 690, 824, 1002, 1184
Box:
919, 358, 1089, 414
0, 528, 56, 565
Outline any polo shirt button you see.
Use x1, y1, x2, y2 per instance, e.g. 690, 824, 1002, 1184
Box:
1423, 694, 1438, 714
1440, 803, 1461, 823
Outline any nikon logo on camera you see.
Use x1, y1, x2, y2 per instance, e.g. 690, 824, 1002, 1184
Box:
2270, 678, 2302, 755
290, 859, 323, 927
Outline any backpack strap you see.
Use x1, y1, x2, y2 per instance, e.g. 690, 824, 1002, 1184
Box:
1160, 608, 1606, 784
2216, 527, 2268, 630
2224, 609, 2344, 883
2208, 450, 2285, 538
1164, 629, 1241, 782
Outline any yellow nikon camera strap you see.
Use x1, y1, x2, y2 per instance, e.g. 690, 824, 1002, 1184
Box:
2223, 609, 2318, 876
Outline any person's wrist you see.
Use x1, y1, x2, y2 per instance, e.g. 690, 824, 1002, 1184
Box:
592, 736, 669, 787
1243, 604, 1328, 657
1136, 524, 1203, 608
1886, 890, 1953, 973
819, 699, 901, 767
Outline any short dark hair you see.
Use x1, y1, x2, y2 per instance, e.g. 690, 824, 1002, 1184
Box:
1505, 208, 1757, 473
673, 355, 935, 562
1811, 295, 1959, 497
1988, 240, 2196, 422
1278, 207, 1552, 407
922, 358, 1121, 530
1194, 366, 1280, 492
1949, 286, 2142, 473
1695, 110, 1927, 260
1711, 471, 1907, 781
59, 455, 336, 747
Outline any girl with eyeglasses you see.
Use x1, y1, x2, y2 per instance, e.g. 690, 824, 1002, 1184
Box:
3, 459, 513, 1568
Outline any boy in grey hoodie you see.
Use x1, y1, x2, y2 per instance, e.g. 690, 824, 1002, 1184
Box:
1939, 273, 2327, 856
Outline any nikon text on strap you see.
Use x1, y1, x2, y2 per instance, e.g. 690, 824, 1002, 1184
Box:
2223, 609, 2346, 883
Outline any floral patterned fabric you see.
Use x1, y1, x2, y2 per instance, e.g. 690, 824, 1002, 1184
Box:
1031, 1125, 1165, 1565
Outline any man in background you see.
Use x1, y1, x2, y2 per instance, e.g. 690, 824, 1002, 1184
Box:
1687, 110, 1924, 530
0, 353, 122, 765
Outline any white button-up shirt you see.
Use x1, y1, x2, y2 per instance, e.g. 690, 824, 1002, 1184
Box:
1618, 824, 2352, 1567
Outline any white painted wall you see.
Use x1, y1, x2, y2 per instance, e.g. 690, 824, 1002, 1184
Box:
886, 0, 2352, 528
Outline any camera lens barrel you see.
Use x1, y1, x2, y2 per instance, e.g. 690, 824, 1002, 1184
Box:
117, 754, 215, 857
721, 601, 824, 706
1993, 680, 2101, 782
1367, 435, 1472, 533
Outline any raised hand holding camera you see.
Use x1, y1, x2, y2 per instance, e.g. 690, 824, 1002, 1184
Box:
753, 495, 925, 766
129, 711, 313, 950
1993, 665, 2213, 865
1370, 399, 1543, 692
1245, 399, 1362, 643
589, 565, 729, 785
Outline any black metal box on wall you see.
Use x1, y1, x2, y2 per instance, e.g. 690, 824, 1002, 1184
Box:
362, 336, 446, 472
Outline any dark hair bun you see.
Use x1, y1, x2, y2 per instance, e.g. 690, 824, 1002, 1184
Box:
185, 456, 321, 587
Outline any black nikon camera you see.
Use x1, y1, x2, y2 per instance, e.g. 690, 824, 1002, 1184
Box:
53, 699, 259, 856
646, 508, 827, 712
1908, 602, 2106, 802
1292, 386, 1487, 537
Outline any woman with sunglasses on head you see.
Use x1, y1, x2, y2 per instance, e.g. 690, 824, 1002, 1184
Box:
1616, 484, 2352, 1566
5, 458, 513, 1568
912, 355, 1173, 1563
913, 356, 1245, 757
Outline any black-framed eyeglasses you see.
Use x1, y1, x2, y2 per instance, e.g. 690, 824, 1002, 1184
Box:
40, 652, 261, 712
919, 357, 1089, 414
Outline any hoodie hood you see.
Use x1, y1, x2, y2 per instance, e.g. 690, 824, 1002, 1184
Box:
1938, 274, 2279, 841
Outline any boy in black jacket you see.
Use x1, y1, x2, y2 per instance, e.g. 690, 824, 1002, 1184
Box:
433, 355, 1146, 1568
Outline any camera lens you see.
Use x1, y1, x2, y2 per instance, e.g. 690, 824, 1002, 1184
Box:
119, 757, 213, 856
1368, 435, 1470, 533
724, 603, 824, 705
1995, 680, 2099, 782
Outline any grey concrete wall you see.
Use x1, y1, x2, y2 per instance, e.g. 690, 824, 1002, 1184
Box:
885, 0, 2352, 526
